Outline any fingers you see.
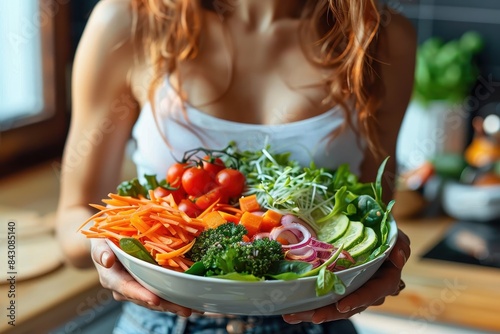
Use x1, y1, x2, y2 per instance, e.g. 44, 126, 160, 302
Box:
283, 305, 369, 324
90, 238, 115, 268
283, 229, 411, 324
391, 279, 406, 296
90, 238, 193, 316
331, 241, 406, 314
337, 271, 395, 313
283, 257, 405, 324
112, 288, 193, 316
113, 272, 193, 316
389, 229, 411, 270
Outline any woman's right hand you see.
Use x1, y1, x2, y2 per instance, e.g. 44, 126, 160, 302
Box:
90, 238, 193, 316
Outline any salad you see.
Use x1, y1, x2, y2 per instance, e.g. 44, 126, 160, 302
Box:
81, 144, 394, 296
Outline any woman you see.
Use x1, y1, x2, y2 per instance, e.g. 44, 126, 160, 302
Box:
56, 0, 414, 332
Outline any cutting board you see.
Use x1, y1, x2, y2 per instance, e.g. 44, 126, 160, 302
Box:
0, 209, 63, 282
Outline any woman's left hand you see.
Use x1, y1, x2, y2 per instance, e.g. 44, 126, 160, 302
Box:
282, 228, 411, 324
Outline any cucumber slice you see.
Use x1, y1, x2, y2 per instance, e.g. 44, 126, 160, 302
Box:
316, 214, 350, 243
333, 221, 364, 249
347, 227, 378, 259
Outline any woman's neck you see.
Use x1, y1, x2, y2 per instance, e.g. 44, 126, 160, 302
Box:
230, 0, 303, 31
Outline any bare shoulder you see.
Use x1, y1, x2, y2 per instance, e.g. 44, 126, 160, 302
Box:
377, 12, 417, 62
372, 13, 417, 111
90, 0, 133, 26
374, 12, 417, 104
73, 0, 139, 101
83, 0, 135, 48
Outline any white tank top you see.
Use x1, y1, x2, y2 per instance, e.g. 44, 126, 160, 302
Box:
131, 79, 365, 179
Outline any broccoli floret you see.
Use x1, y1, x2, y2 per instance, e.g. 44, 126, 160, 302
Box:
188, 223, 247, 262
222, 238, 284, 277
188, 223, 284, 278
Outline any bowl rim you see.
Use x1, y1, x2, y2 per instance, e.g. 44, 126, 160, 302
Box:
107, 217, 398, 285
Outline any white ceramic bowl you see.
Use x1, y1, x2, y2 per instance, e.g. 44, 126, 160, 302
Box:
442, 182, 500, 222
107, 218, 397, 315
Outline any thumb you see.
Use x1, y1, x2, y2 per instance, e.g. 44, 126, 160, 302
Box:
91, 238, 116, 268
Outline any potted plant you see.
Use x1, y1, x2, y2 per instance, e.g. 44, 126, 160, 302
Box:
397, 31, 484, 172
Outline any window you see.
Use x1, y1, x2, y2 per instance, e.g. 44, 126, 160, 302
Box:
0, 1, 71, 176
0, 1, 45, 126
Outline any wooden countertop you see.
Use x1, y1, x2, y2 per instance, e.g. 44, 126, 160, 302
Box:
371, 216, 500, 333
0, 266, 102, 334
1, 161, 499, 333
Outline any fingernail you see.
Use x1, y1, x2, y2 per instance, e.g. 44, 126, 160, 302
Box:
399, 280, 406, 292
336, 303, 351, 313
285, 319, 302, 324
283, 315, 301, 324
101, 252, 110, 266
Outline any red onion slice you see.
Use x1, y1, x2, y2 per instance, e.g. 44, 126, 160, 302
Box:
280, 214, 317, 239
285, 247, 317, 262
309, 238, 335, 251
269, 222, 312, 250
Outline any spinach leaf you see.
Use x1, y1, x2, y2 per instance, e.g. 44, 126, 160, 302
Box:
316, 186, 356, 224
348, 195, 384, 228
374, 157, 390, 209
185, 262, 207, 275
267, 260, 313, 278
380, 200, 395, 245
119, 238, 157, 264
316, 267, 346, 296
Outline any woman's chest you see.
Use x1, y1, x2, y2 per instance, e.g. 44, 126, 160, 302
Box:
131, 20, 334, 125
180, 36, 332, 124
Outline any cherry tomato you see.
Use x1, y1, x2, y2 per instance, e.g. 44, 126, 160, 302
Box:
167, 162, 187, 188
178, 199, 202, 218
153, 186, 170, 198
216, 168, 246, 197
202, 155, 226, 178
181, 167, 215, 197
153, 186, 185, 204
195, 187, 228, 210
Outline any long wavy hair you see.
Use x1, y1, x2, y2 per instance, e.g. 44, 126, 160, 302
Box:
130, 0, 383, 157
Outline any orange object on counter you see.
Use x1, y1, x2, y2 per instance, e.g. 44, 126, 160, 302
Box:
465, 136, 500, 168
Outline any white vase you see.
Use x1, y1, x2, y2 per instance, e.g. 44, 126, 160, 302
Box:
396, 100, 468, 172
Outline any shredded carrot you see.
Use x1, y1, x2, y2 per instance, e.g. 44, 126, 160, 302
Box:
80, 193, 208, 271
197, 198, 221, 219
215, 204, 243, 215
155, 239, 196, 262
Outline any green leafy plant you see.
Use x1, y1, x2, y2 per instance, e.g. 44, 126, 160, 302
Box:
413, 31, 484, 105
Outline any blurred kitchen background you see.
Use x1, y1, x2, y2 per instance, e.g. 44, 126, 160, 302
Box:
1, 1, 499, 333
